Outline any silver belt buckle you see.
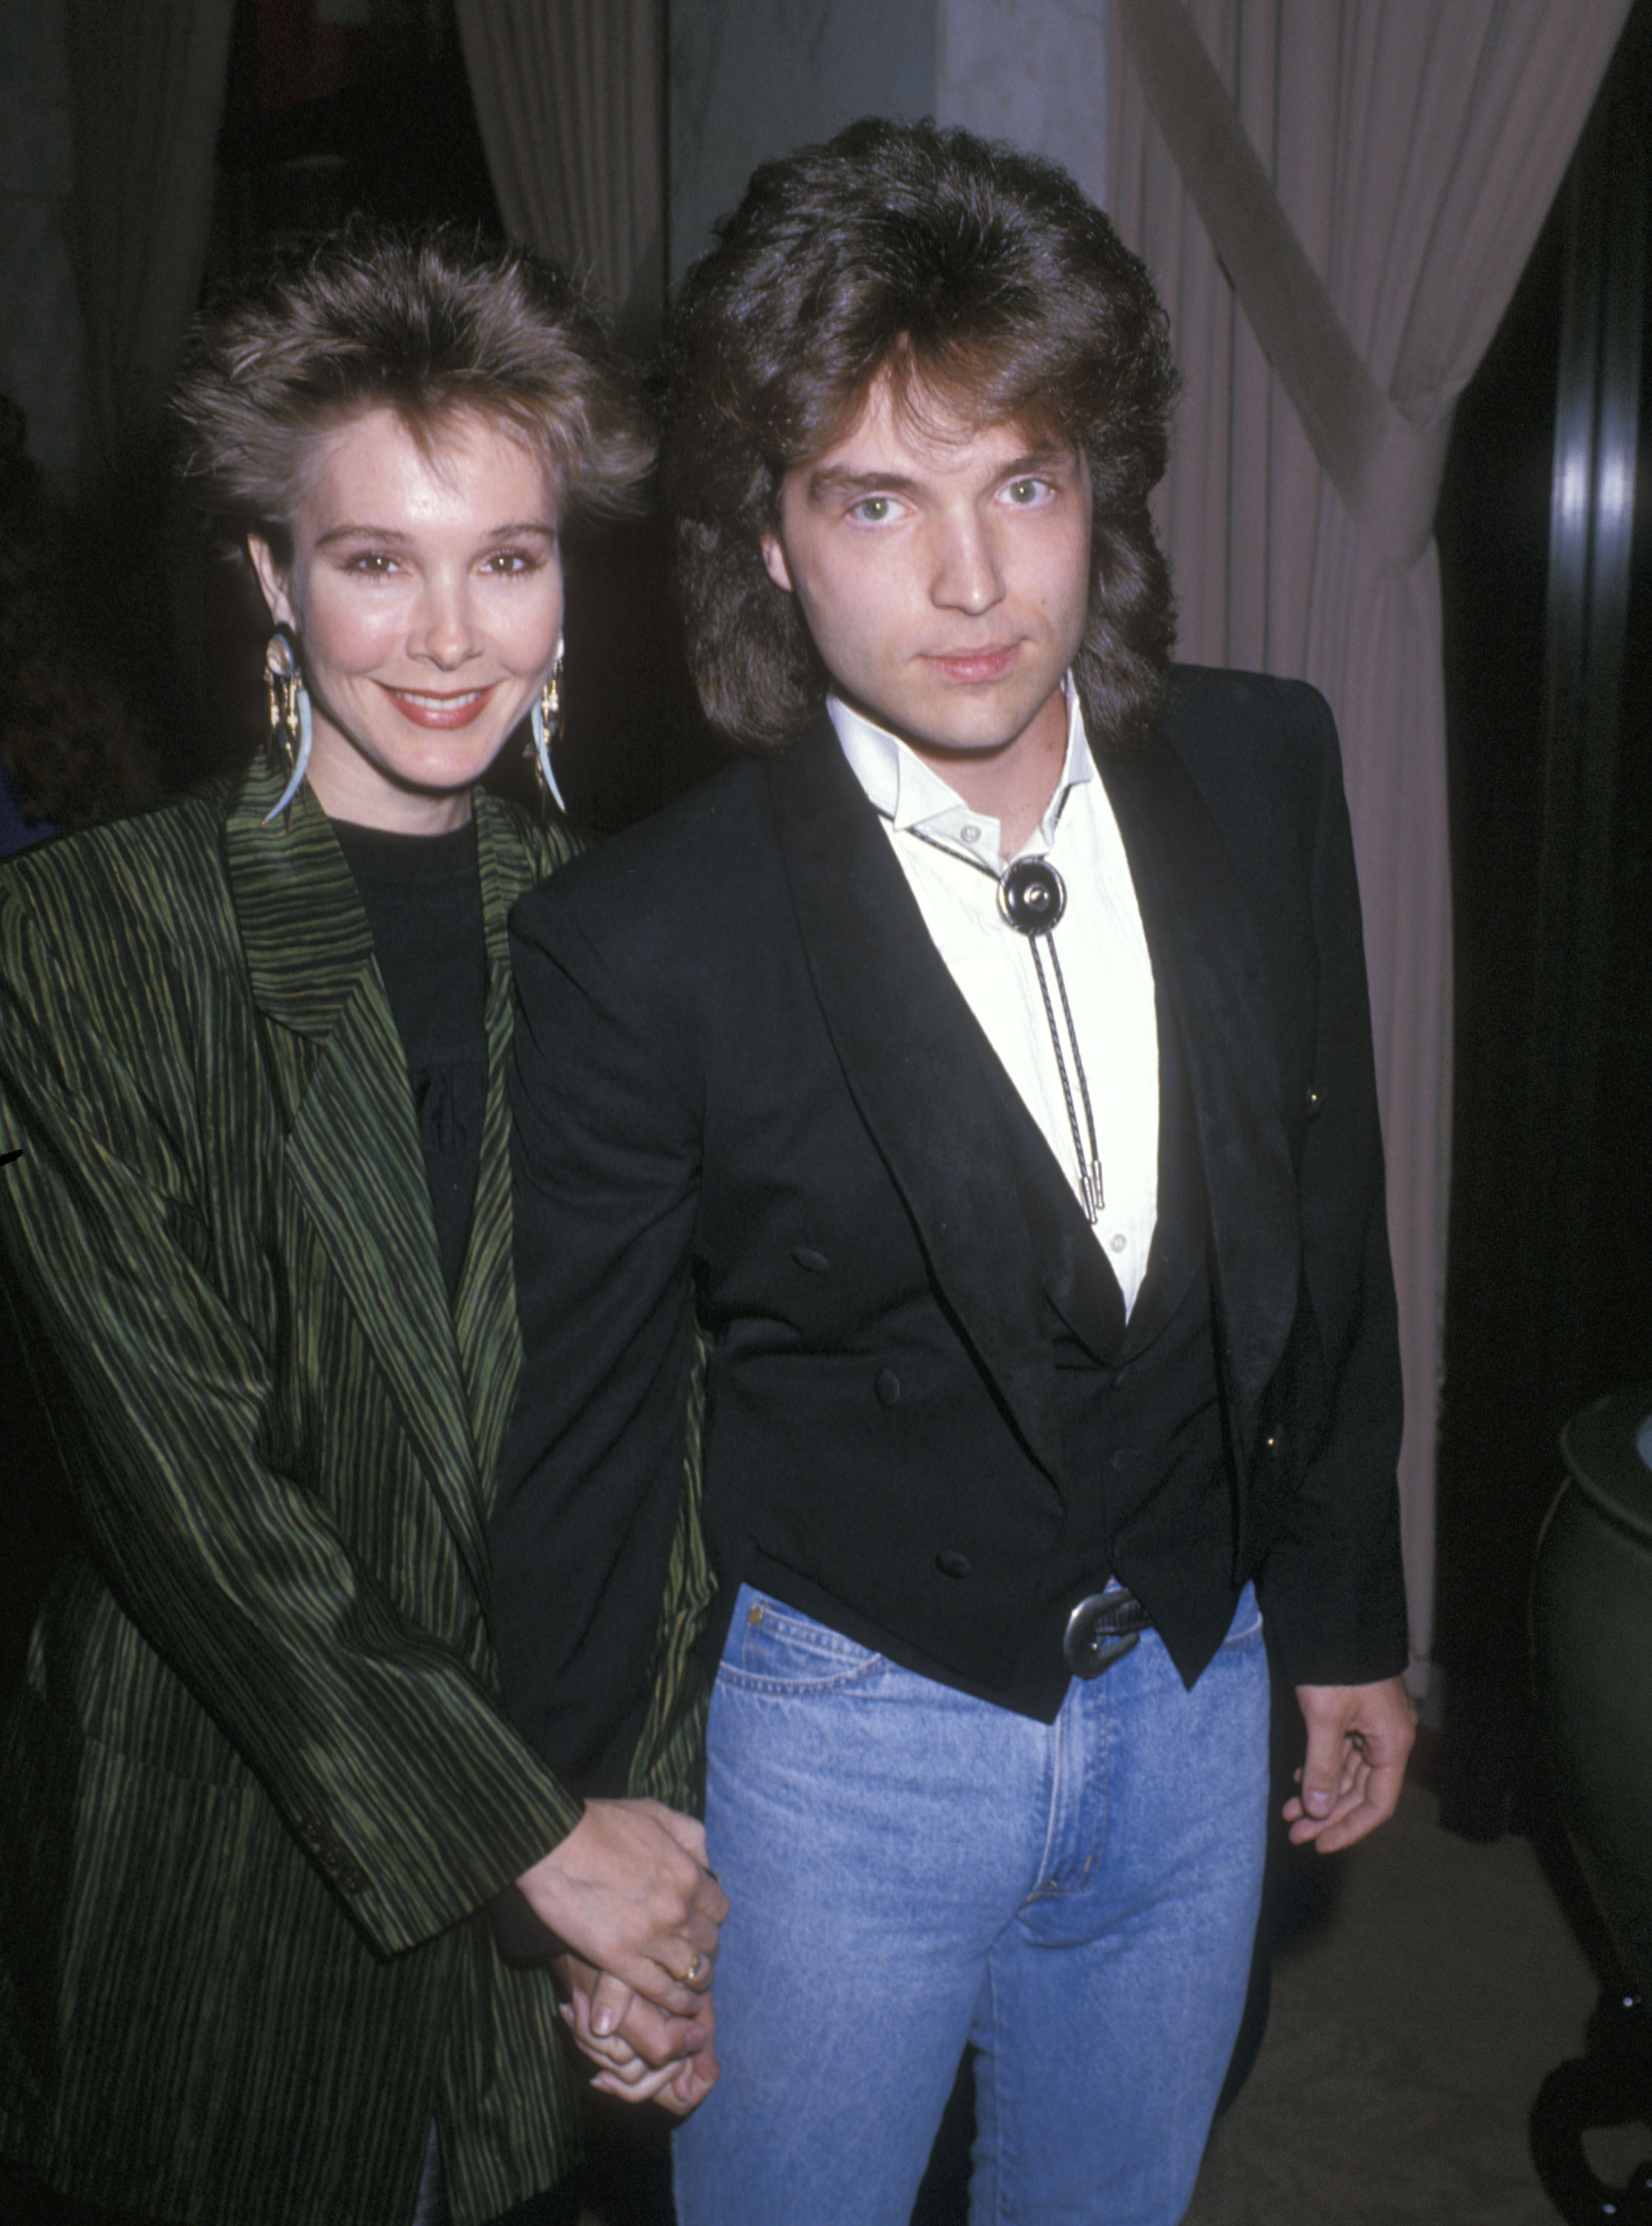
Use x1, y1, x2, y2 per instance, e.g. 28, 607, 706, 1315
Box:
1062, 1590, 1142, 1679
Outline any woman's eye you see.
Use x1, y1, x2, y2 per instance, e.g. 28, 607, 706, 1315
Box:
484, 549, 537, 574
346, 551, 398, 575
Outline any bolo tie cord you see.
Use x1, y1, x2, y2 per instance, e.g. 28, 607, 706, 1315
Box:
997, 858, 1105, 1222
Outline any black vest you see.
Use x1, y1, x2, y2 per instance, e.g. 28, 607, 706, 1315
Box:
731, 991, 1243, 1718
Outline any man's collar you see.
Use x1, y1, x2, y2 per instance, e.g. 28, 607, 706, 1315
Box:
828, 680, 1093, 858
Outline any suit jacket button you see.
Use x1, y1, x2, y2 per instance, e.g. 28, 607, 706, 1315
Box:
935, 1549, 972, 1580
792, 1246, 829, 1272
298, 1816, 325, 1848
875, 1368, 901, 1406
340, 1865, 368, 1894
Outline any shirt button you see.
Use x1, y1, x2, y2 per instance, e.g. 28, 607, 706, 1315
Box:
1109, 1233, 1127, 1255
961, 824, 981, 844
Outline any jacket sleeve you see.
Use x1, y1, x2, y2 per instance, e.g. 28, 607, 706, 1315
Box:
625, 1335, 716, 1811
493, 884, 707, 1802
1250, 692, 1409, 1686
0, 890, 584, 1957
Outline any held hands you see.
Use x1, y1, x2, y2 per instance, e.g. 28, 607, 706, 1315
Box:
1285, 1675, 1417, 1852
515, 1799, 727, 2110
553, 1951, 720, 2113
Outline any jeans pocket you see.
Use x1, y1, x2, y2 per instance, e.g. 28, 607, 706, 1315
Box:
1220, 1581, 1264, 1649
718, 1586, 889, 1694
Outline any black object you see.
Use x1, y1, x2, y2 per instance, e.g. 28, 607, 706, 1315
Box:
1531, 1986, 1652, 2223
996, 856, 1067, 933
1062, 1586, 1151, 1678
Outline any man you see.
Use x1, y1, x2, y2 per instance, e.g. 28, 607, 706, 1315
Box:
494, 118, 1414, 2225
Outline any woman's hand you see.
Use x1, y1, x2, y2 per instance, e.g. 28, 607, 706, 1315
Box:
515, 1798, 725, 2020
553, 1953, 720, 2113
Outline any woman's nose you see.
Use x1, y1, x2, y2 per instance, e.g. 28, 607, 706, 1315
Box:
412, 578, 481, 666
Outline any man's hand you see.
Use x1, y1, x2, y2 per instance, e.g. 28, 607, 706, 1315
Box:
516, 1799, 727, 2020
1285, 1676, 1416, 1852
553, 1953, 720, 2115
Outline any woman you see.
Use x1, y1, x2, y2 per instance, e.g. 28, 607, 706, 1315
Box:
0, 226, 720, 2226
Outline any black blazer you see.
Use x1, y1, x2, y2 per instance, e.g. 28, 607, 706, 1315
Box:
496, 667, 1407, 1782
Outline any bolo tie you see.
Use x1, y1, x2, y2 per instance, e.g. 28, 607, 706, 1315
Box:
998, 857, 1105, 1221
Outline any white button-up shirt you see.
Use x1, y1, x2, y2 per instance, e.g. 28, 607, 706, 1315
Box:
831, 683, 1159, 1316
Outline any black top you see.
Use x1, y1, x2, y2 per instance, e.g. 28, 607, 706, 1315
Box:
334, 817, 487, 1298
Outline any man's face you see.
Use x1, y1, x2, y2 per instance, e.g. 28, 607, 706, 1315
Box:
761, 372, 1092, 778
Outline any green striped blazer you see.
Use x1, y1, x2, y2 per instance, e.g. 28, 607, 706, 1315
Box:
0, 755, 711, 2226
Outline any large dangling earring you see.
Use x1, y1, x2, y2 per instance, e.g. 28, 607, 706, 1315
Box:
527, 640, 567, 815
263, 626, 312, 824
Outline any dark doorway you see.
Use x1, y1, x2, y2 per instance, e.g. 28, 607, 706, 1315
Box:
1433, 0, 1652, 1841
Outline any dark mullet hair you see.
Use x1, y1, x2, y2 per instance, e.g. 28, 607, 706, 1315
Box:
662, 116, 1179, 755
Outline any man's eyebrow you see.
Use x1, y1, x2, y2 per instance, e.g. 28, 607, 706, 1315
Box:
802, 450, 1079, 504
995, 447, 1081, 478
803, 466, 924, 503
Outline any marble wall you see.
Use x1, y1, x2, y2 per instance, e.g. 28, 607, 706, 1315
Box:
934, 0, 1109, 213
668, 0, 936, 280
668, 0, 1111, 286
0, 0, 83, 493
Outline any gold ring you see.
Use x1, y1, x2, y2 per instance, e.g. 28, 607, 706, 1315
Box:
683, 1951, 704, 1983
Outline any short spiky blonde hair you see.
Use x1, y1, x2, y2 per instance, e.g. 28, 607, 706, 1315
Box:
174, 222, 654, 562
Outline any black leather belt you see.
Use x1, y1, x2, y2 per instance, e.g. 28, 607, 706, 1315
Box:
1062, 1583, 1152, 1678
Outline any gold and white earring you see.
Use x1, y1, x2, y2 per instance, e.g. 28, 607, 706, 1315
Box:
527, 640, 566, 813
263, 626, 312, 822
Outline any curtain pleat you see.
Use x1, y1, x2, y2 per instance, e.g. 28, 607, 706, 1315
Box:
1108, 0, 1633, 1670
454, 0, 664, 333
65, 0, 236, 487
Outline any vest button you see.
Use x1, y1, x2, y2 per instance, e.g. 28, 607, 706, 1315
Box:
875, 1368, 901, 1406
935, 1549, 973, 1580
792, 1246, 829, 1272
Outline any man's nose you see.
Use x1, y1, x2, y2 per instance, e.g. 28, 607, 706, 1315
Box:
931, 515, 1004, 614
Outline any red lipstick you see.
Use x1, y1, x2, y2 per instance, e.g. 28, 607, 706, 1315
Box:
382, 683, 498, 729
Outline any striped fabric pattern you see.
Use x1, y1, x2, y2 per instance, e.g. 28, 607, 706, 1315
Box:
0, 756, 712, 2226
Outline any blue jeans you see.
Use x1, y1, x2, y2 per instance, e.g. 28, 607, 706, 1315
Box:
673, 1583, 1269, 2226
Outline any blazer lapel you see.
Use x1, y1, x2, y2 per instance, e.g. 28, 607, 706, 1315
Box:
1096, 740, 1300, 1442
223, 764, 486, 1577
764, 725, 1068, 1480
453, 797, 535, 1506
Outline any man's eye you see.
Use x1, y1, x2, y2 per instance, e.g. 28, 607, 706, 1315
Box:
1005, 478, 1052, 506
849, 496, 897, 525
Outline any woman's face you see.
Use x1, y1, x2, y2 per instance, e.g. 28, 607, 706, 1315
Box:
249, 404, 563, 833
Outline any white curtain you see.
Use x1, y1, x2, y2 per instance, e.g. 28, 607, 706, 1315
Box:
1108, 0, 1633, 1670
454, 0, 665, 332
